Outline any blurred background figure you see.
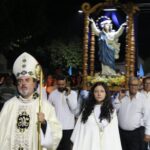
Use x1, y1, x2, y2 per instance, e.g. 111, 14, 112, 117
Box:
0, 74, 5, 85
45, 74, 56, 99
141, 75, 150, 98
140, 75, 150, 150
0, 73, 17, 111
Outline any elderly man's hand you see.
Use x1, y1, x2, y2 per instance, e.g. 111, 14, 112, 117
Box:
144, 135, 150, 142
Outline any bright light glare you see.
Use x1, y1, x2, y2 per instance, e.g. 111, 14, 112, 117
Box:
78, 10, 83, 13
103, 8, 117, 11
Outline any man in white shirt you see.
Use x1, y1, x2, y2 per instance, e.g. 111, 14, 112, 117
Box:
141, 76, 150, 99
113, 76, 150, 150
141, 76, 150, 149
48, 75, 78, 150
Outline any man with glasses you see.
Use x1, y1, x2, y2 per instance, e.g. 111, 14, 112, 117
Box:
113, 76, 150, 150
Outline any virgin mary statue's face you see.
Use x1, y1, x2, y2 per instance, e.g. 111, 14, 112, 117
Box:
104, 23, 112, 32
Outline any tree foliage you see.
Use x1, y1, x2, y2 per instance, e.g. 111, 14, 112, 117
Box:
47, 37, 83, 70
144, 57, 150, 74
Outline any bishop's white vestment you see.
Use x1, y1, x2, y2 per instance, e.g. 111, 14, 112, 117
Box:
0, 96, 62, 150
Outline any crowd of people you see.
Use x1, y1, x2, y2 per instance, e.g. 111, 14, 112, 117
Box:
0, 52, 150, 150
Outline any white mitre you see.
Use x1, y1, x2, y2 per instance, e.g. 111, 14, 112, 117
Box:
13, 52, 41, 80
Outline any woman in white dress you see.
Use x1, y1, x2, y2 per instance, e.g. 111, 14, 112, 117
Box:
71, 82, 122, 150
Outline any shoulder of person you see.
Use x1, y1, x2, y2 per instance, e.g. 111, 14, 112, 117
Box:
137, 91, 147, 99
1, 96, 18, 110
49, 89, 58, 95
110, 109, 118, 121
43, 99, 55, 109
6, 96, 18, 103
70, 90, 78, 95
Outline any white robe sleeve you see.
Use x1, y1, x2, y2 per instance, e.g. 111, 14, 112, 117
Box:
113, 95, 122, 112
42, 101, 62, 150
102, 111, 122, 150
41, 124, 52, 148
70, 114, 82, 143
142, 96, 150, 135
66, 91, 78, 114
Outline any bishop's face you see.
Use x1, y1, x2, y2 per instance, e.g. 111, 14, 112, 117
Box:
17, 76, 36, 99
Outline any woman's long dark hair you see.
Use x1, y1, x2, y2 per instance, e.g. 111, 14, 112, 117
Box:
81, 82, 114, 123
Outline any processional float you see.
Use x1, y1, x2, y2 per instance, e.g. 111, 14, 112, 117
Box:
81, 1, 139, 90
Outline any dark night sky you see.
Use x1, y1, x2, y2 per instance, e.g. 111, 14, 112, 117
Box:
0, 0, 150, 70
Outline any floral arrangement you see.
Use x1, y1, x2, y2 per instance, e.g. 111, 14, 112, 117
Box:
87, 73, 126, 87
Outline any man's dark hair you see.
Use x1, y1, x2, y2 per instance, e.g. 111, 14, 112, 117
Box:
56, 74, 66, 81
143, 76, 150, 84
